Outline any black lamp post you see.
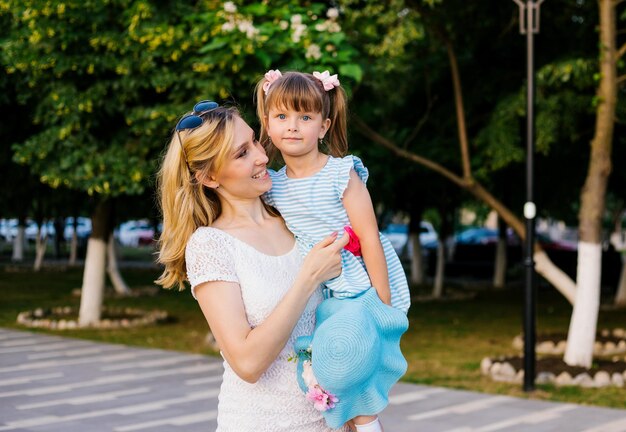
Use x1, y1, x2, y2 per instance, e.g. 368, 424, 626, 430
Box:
512, 0, 545, 392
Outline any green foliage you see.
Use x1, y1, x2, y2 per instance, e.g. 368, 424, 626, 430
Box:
1, 0, 359, 197
475, 58, 596, 180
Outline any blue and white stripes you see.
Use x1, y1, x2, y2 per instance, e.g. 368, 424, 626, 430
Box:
263, 155, 411, 314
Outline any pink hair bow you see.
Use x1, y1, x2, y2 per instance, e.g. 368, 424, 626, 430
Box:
263, 69, 282, 95
313, 70, 340, 91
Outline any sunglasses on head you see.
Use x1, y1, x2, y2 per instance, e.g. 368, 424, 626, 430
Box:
175, 100, 220, 132
175, 100, 220, 169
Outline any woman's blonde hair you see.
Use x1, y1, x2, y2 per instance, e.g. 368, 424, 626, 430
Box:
254, 71, 348, 162
155, 106, 238, 290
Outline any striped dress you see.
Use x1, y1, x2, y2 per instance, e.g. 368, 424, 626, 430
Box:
263, 155, 410, 314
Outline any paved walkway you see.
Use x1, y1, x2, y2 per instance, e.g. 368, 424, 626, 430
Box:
1, 328, 625, 432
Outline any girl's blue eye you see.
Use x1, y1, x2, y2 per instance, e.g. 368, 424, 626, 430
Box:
278, 114, 286, 120
302, 115, 310, 121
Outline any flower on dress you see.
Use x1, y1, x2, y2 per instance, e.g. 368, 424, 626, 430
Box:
306, 385, 338, 411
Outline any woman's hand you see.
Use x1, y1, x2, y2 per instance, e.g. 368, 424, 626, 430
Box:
298, 230, 350, 289
195, 229, 350, 383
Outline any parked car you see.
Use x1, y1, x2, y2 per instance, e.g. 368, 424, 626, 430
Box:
382, 222, 438, 258
116, 220, 156, 247
24, 220, 56, 244
455, 227, 497, 244
536, 233, 577, 251
63, 217, 92, 243
0, 219, 18, 242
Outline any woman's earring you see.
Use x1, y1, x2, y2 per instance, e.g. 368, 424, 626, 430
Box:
318, 138, 325, 147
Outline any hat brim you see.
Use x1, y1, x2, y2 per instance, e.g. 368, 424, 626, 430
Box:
296, 288, 408, 428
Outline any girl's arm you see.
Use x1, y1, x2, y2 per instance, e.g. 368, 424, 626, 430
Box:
194, 232, 348, 384
342, 169, 391, 305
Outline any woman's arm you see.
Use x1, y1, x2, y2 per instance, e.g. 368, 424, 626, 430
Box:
342, 169, 391, 305
194, 232, 349, 383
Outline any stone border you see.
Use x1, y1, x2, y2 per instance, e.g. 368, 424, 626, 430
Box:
16, 306, 168, 330
512, 328, 626, 356
71, 286, 160, 298
480, 357, 626, 388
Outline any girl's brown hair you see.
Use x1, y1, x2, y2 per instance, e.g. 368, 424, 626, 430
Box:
254, 71, 348, 162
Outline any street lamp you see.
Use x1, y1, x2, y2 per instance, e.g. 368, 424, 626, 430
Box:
512, 0, 545, 392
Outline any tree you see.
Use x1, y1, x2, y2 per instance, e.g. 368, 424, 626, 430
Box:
344, 0, 578, 303
564, 0, 622, 367
1, 0, 360, 325
342, 0, 625, 369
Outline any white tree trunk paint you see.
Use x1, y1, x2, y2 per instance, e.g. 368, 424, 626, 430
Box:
432, 240, 445, 298
33, 231, 48, 272
11, 227, 25, 262
409, 233, 424, 285
564, 241, 602, 368
68, 231, 78, 265
107, 234, 130, 295
78, 238, 107, 327
493, 238, 507, 289
614, 254, 626, 307
534, 250, 577, 305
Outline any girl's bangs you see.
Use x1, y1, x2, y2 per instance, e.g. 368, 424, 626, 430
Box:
268, 75, 324, 114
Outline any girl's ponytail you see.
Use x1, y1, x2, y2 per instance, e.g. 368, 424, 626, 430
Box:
326, 85, 348, 158
254, 78, 279, 161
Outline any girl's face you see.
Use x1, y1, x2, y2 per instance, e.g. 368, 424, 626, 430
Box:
209, 116, 271, 199
266, 107, 330, 159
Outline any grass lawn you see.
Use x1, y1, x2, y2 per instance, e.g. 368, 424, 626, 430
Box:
1, 259, 625, 409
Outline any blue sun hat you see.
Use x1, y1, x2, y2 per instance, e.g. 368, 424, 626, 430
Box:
295, 288, 409, 429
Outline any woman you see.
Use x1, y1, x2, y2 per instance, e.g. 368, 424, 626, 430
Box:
156, 100, 350, 432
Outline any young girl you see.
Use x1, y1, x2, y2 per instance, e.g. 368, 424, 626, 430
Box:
255, 70, 410, 432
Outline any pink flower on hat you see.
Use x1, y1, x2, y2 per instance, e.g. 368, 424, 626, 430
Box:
263, 69, 282, 94
313, 70, 340, 91
306, 385, 338, 411
343, 226, 362, 256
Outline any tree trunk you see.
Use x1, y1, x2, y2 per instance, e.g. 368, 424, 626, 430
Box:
433, 239, 445, 298
11, 225, 25, 262
409, 233, 424, 285
564, 243, 602, 367
33, 225, 48, 272
564, 0, 617, 368
615, 254, 626, 307
78, 238, 107, 327
78, 200, 113, 327
69, 230, 78, 265
107, 233, 130, 295
493, 218, 507, 289
493, 238, 507, 289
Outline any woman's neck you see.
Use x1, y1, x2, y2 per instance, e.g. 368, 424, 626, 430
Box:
284, 151, 329, 179
215, 197, 271, 229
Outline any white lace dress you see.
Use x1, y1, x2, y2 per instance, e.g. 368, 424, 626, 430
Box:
186, 227, 348, 432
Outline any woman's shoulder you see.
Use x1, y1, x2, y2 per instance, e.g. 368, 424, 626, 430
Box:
186, 226, 233, 252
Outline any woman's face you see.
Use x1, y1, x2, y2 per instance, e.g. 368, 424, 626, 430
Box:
211, 116, 271, 200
